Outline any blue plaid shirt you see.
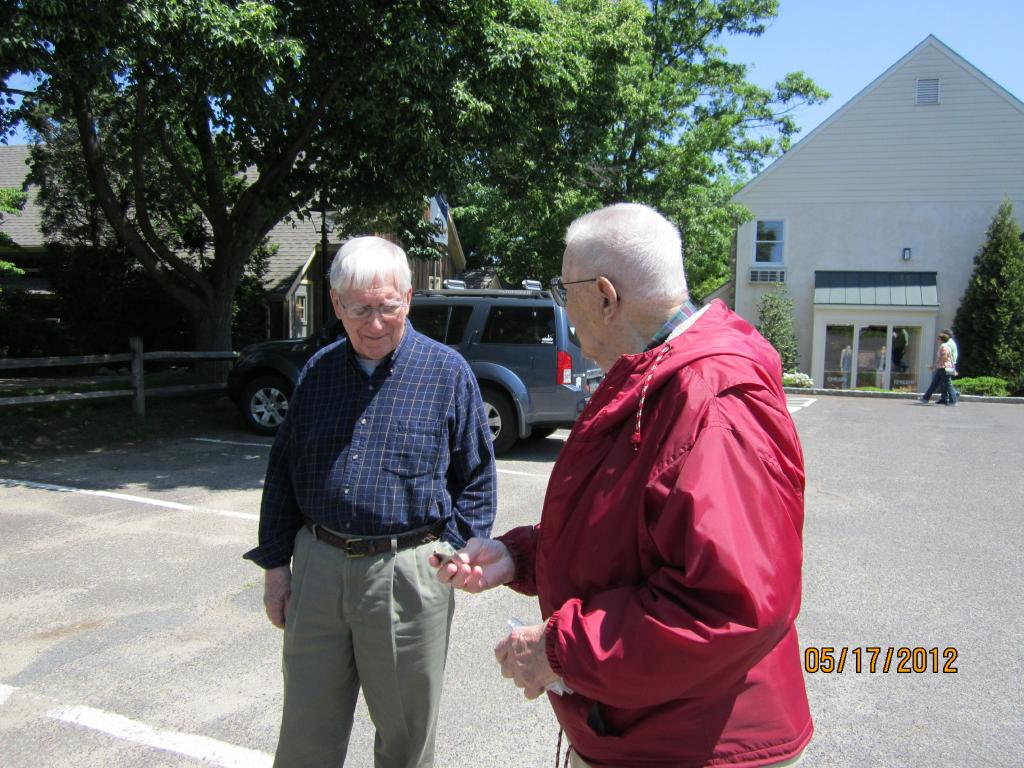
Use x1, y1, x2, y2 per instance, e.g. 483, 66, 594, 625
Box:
244, 322, 497, 569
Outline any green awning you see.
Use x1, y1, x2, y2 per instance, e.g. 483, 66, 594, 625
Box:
814, 271, 938, 306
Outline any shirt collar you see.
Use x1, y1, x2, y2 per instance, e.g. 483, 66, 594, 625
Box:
645, 300, 700, 351
345, 319, 414, 377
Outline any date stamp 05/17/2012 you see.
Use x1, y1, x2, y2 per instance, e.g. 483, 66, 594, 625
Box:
803, 646, 959, 674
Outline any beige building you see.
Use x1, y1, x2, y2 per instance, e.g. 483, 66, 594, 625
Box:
732, 35, 1024, 390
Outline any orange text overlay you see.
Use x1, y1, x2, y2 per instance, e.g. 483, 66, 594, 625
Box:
803, 646, 959, 674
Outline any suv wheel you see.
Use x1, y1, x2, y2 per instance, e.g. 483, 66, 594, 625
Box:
240, 374, 292, 435
480, 387, 518, 455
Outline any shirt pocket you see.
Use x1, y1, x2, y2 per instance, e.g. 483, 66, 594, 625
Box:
383, 419, 442, 478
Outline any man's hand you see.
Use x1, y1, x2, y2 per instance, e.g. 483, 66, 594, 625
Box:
263, 566, 291, 629
430, 537, 514, 593
494, 622, 560, 699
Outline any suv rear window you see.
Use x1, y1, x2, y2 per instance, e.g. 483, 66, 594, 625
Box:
409, 305, 473, 344
480, 306, 555, 345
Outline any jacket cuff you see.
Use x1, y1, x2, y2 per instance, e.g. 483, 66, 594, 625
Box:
494, 526, 537, 593
545, 611, 564, 676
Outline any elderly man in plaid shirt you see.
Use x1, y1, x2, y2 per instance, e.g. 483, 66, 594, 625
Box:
245, 236, 497, 768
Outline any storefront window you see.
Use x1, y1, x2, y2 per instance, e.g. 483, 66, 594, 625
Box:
824, 325, 855, 389
821, 322, 923, 391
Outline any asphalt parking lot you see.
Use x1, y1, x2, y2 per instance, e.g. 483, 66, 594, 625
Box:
1, 394, 1022, 767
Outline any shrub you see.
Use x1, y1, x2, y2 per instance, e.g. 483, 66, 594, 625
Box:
954, 376, 1010, 397
782, 371, 813, 388
757, 284, 799, 371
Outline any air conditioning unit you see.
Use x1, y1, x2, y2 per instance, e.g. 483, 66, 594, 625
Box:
749, 269, 786, 284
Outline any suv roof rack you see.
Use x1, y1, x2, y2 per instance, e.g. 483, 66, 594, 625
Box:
413, 288, 551, 299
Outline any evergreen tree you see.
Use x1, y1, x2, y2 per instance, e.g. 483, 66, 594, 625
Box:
952, 199, 1024, 384
757, 283, 799, 372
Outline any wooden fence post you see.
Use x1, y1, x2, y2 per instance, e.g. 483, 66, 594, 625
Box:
130, 336, 145, 418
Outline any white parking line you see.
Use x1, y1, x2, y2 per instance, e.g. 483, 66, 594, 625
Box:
787, 397, 818, 414
7, 684, 272, 766
48, 705, 272, 768
0, 478, 258, 521
496, 468, 549, 478
193, 437, 271, 448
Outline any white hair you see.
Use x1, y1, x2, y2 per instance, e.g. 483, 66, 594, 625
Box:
329, 236, 411, 293
564, 203, 687, 303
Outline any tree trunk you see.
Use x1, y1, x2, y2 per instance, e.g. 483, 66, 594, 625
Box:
191, 291, 235, 351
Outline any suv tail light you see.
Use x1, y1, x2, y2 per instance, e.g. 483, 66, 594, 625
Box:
557, 351, 573, 385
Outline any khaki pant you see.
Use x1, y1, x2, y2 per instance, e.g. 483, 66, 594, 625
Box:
273, 526, 456, 768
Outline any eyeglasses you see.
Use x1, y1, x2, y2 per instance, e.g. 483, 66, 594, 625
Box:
549, 276, 598, 307
339, 299, 407, 321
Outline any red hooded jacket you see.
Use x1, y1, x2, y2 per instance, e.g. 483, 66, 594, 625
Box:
498, 301, 812, 767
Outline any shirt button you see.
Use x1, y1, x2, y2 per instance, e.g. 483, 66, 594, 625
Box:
344, 488, 350, 494
352, 454, 359, 461
346, 523, 351, 529
360, 418, 367, 425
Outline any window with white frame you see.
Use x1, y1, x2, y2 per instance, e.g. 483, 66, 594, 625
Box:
755, 220, 785, 264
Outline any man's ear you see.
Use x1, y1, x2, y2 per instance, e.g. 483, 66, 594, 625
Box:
595, 276, 619, 320
330, 288, 344, 320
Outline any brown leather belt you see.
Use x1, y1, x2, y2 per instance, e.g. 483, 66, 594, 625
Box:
303, 518, 445, 558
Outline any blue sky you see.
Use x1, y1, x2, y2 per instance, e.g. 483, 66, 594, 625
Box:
722, 0, 1024, 140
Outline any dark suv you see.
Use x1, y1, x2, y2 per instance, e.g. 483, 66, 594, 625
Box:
227, 288, 601, 453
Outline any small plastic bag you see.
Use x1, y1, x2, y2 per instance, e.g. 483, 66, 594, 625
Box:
507, 617, 573, 695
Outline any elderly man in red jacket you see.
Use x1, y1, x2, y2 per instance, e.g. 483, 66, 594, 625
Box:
434, 202, 812, 768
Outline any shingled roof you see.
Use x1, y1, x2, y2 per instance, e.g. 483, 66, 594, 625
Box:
263, 214, 325, 297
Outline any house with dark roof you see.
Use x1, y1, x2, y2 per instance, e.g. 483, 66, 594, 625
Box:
0, 143, 467, 343
259, 194, 468, 340
731, 35, 1024, 389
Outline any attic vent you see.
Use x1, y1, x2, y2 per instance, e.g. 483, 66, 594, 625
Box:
916, 78, 940, 105
750, 269, 786, 284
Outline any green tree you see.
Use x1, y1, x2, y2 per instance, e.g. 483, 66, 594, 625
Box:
1, 186, 27, 245
756, 283, 798, 372
455, 0, 827, 298
952, 199, 1024, 384
1, 186, 27, 276
2, 0, 597, 350
25, 124, 269, 348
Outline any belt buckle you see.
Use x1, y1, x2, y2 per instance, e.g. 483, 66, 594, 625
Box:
341, 538, 368, 558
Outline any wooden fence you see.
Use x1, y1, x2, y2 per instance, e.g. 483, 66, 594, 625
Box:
0, 336, 236, 417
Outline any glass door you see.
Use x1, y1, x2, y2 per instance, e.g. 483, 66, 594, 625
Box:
890, 326, 920, 391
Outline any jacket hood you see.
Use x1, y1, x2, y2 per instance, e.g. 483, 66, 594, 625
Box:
574, 300, 785, 449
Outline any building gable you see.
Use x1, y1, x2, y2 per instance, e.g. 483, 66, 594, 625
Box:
735, 35, 1024, 206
